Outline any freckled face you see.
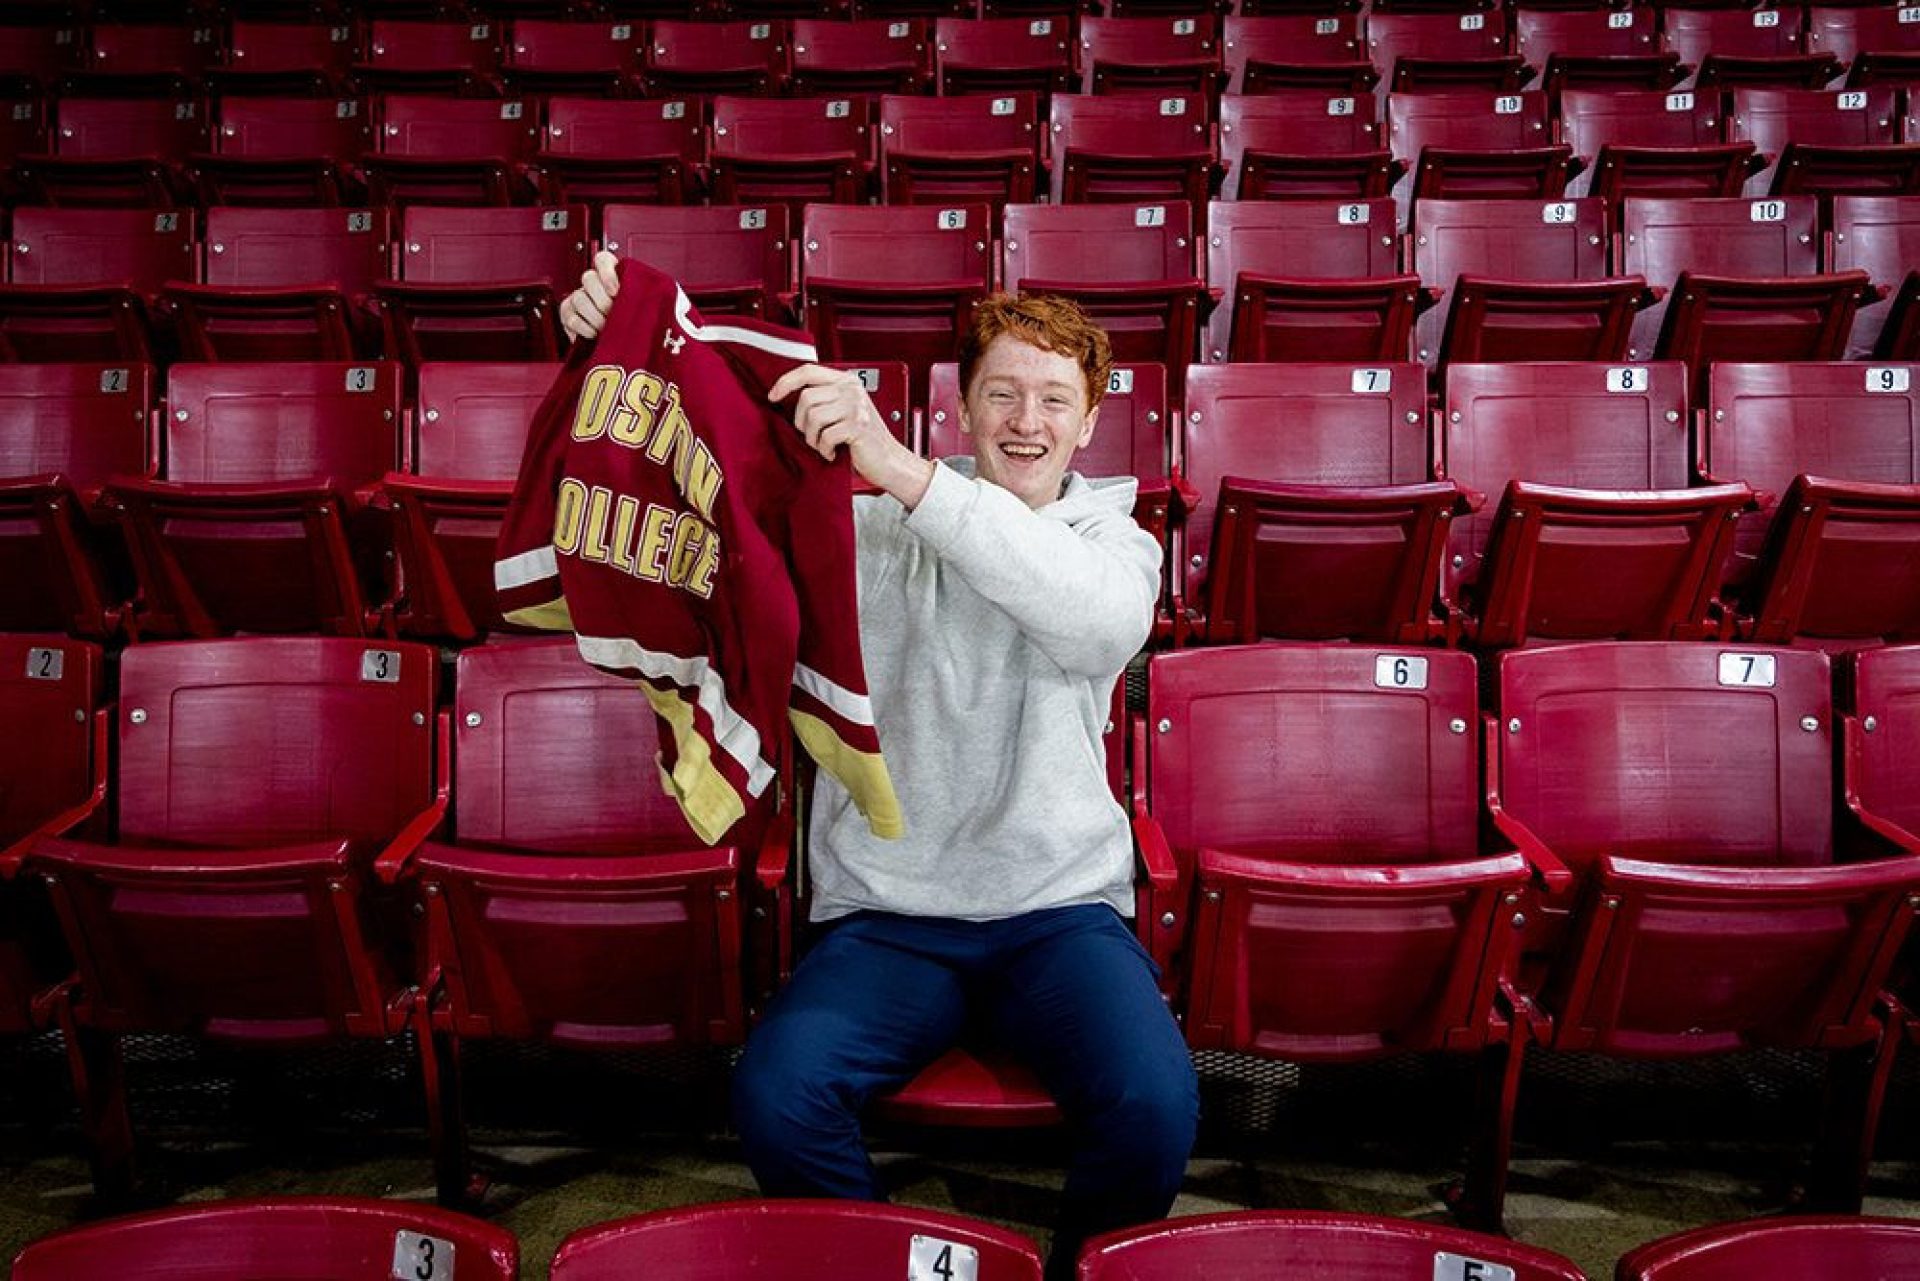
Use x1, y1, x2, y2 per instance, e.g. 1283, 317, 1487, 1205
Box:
959, 335, 1099, 510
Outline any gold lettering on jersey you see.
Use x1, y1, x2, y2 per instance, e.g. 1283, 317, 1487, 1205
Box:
571, 367, 623, 441
552, 477, 589, 553
579, 485, 615, 563
634, 503, 674, 581
572, 364, 725, 523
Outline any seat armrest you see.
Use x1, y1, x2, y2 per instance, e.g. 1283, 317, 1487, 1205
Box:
374, 709, 452, 883
0, 702, 111, 878
1484, 714, 1574, 897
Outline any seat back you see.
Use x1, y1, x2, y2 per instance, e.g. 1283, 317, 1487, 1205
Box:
202, 205, 390, 297
643, 19, 789, 96
1622, 193, 1820, 358
375, 93, 540, 162
1218, 88, 1385, 160
416, 360, 559, 481
711, 92, 873, 161
164, 360, 403, 486
0, 361, 151, 492
877, 91, 1043, 209
225, 20, 361, 83
52, 93, 206, 163
1222, 14, 1367, 92
212, 95, 371, 164
396, 203, 589, 290
1619, 1216, 1920, 1281
1181, 361, 1426, 608
603, 203, 790, 317
1205, 196, 1405, 362
1666, 6, 1810, 68
1806, 5, 1917, 70
1079, 1210, 1584, 1281
9, 206, 194, 293
1513, 5, 1662, 64
802, 203, 990, 286
0, 635, 103, 851
1046, 91, 1213, 205
1078, 15, 1221, 95
361, 18, 503, 87
1003, 200, 1196, 286
1388, 88, 1549, 163
505, 16, 643, 77
550, 1201, 1044, 1281
1496, 642, 1833, 872
10, 1196, 517, 1281
1411, 196, 1610, 366
790, 18, 931, 95
1849, 645, 1920, 845
933, 15, 1075, 97
1559, 87, 1726, 155
1732, 84, 1901, 155
542, 95, 706, 163
1830, 194, 1920, 356
1369, 10, 1512, 82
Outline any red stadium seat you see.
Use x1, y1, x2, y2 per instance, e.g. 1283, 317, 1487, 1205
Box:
363, 94, 540, 207
0, 362, 150, 638
498, 17, 642, 96
1411, 196, 1636, 369
1079, 1211, 1584, 1279
1490, 642, 1920, 1212
1047, 91, 1217, 216
1513, 4, 1682, 96
21, 92, 204, 206
1830, 194, 1920, 356
1807, 5, 1920, 87
878, 91, 1043, 215
603, 203, 791, 320
933, 16, 1076, 100
790, 18, 930, 95
355, 18, 502, 95
1700, 361, 1920, 648
1731, 85, 1920, 198
108, 361, 403, 637
831, 360, 914, 449
1221, 13, 1372, 96
21, 636, 448, 1194
83, 19, 220, 82
709, 93, 875, 214
800, 202, 992, 398
0, 92, 47, 175
1078, 15, 1222, 97
219, 19, 360, 96
1177, 362, 1460, 643
380, 360, 560, 640
642, 19, 789, 97
0, 206, 191, 362
1388, 90, 1572, 206
1002, 202, 1205, 395
1368, 8, 1525, 94
532, 96, 706, 219
1441, 361, 1747, 647
0, 23, 81, 91
10, 1197, 516, 1281
409, 639, 785, 1197
550, 1201, 1042, 1281
377, 204, 585, 365
1559, 88, 1760, 209
1218, 91, 1397, 201
1845, 647, 1920, 854
1665, 6, 1838, 90
192, 95, 372, 207
1620, 1215, 1920, 1281
1204, 197, 1416, 364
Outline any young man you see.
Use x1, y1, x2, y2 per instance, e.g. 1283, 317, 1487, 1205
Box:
560, 255, 1197, 1277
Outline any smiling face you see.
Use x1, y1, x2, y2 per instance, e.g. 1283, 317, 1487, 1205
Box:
959, 334, 1100, 510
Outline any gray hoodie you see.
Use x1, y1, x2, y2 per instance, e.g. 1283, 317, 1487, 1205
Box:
807, 457, 1163, 923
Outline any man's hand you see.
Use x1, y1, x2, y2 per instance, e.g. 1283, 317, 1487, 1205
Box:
560, 249, 621, 342
768, 364, 936, 509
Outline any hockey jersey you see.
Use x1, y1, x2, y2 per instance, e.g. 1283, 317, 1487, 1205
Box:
494, 259, 902, 845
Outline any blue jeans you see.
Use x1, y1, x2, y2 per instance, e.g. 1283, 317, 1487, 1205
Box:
732, 904, 1199, 1276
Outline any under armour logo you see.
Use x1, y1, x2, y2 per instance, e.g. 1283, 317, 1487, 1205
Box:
662, 330, 686, 355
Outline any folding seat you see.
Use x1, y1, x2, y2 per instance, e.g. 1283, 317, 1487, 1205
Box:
81, 19, 222, 82
642, 19, 789, 97
1829, 194, 1920, 356
107, 361, 403, 637
709, 94, 876, 215
832, 360, 914, 449
379, 360, 559, 640
878, 91, 1043, 215
1078, 15, 1222, 97
0, 206, 192, 361
602, 203, 792, 320
1221, 13, 1374, 96
164, 206, 387, 362
1176, 362, 1463, 642
1205, 197, 1418, 363
932, 16, 1077, 101
1489, 642, 1920, 1212
216, 19, 361, 96
0, 23, 81, 92
353, 18, 502, 95
531, 96, 707, 220
0, 92, 48, 175
10, 1197, 518, 1281
549, 1201, 1043, 1281
1442, 361, 1749, 647
1731, 85, 1920, 198
190, 95, 371, 206
1664, 6, 1838, 90
1047, 92, 1218, 216
407, 640, 794, 1198
789, 18, 931, 95
1081, 1213, 1583, 1278
377, 205, 585, 367
0, 362, 152, 638
1512, 4, 1682, 96
1387, 91, 1573, 208
1559, 88, 1760, 210
498, 17, 643, 96
19, 635, 447, 1195
1699, 361, 1920, 648
19, 93, 206, 206
1217, 90, 1397, 200
1807, 4, 1920, 87
363, 95, 541, 207
1002, 202, 1206, 395
1621, 1215, 1920, 1281
1411, 197, 1642, 370
1845, 647, 1920, 875
799, 203, 992, 399
1368, 9, 1526, 94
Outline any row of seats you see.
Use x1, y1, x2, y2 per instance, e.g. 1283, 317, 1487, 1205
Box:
8, 82, 1918, 214
2, 631, 1916, 1221
1, 6, 1915, 99
16, 1199, 1920, 1279
4, 357, 1916, 648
